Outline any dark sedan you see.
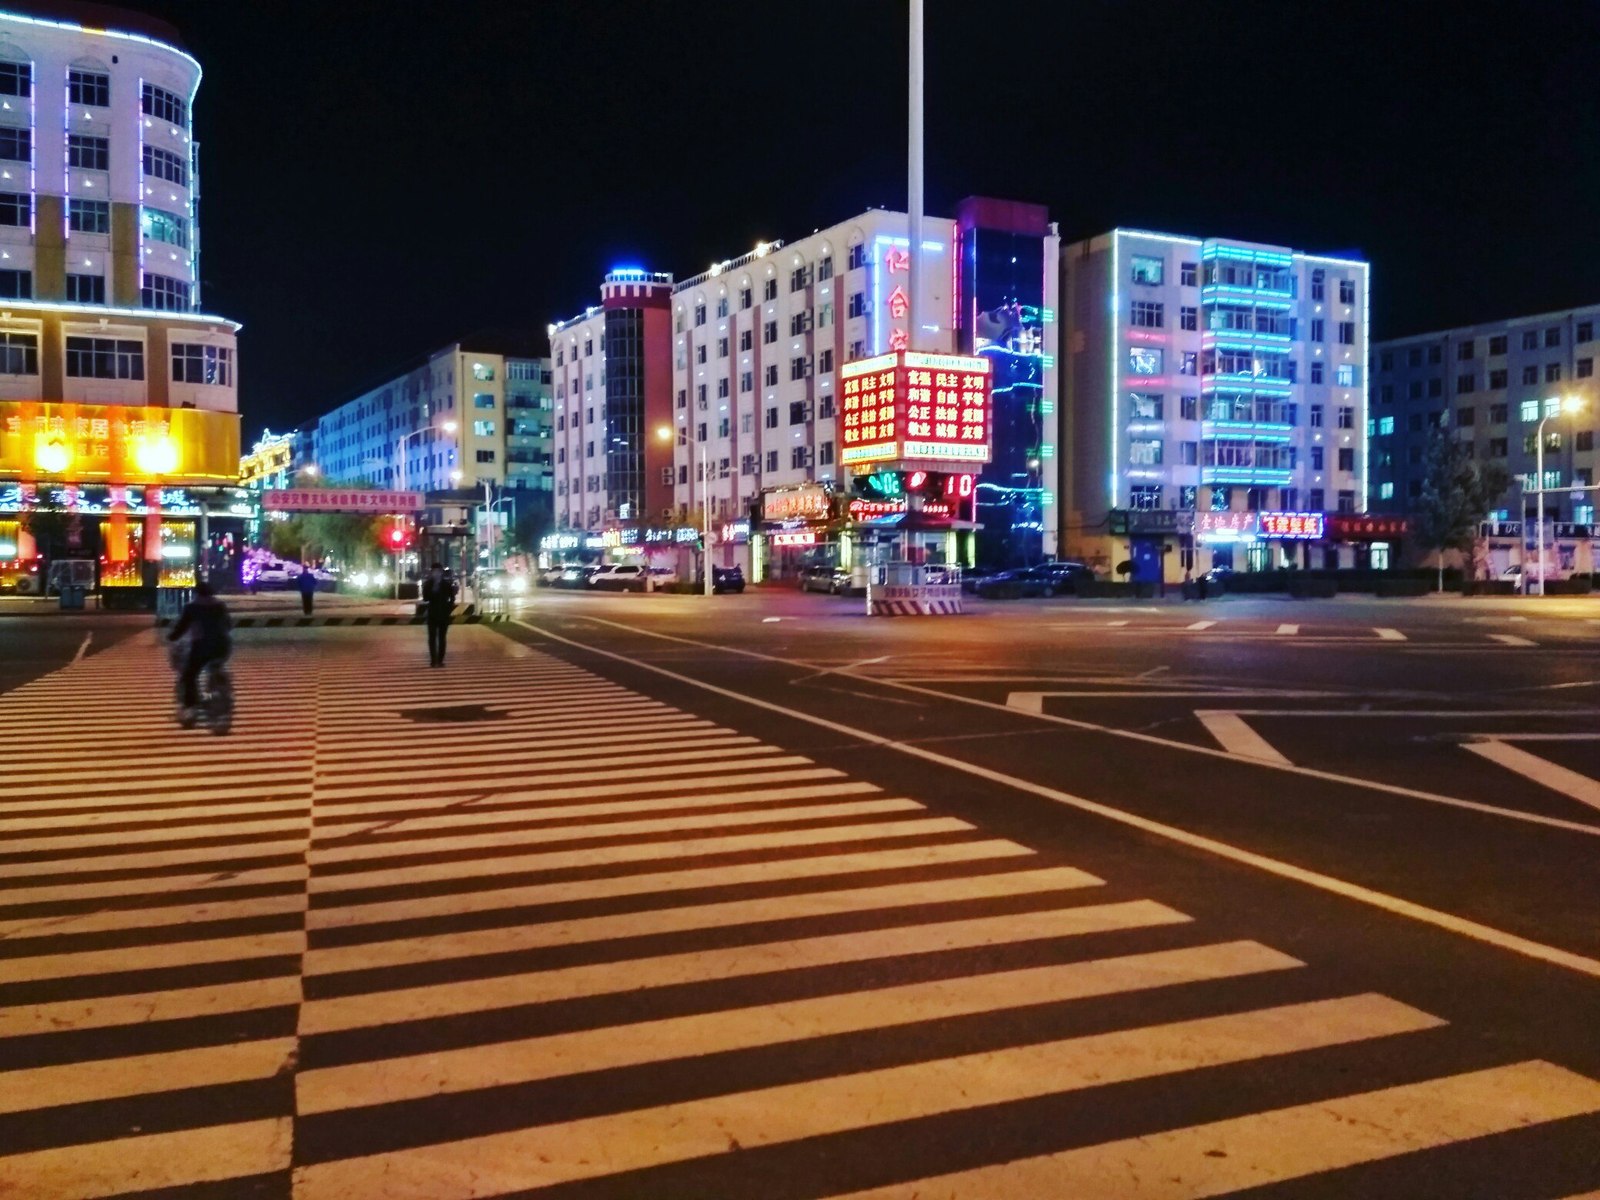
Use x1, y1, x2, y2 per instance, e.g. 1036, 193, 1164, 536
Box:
974, 562, 1094, 599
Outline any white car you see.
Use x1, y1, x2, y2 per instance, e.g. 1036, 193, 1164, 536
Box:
590, 564, 652, 591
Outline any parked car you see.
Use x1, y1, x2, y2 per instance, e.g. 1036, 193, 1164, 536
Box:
648, 566, 680, 587
1038, 560, 1095, 593
252, 560, 297, 588
555, 565, 601, 588
711, 565, 745, 594
590, 563, 653, 592
1201, 566, 1236, 589
959, 566, 1000, 594
798, 564, 851, 594
974, 566, 1069, 599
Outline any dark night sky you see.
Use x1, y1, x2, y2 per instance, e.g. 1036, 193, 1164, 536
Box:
125, 0, 1600, 439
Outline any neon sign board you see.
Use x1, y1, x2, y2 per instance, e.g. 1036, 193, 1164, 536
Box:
1258, 511, 1325, 540
771, 530, 817, 547
839, 350, 992, 467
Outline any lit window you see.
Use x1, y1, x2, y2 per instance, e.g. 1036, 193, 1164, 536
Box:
1130, 255, 1163, 286
141, 83, 187, 127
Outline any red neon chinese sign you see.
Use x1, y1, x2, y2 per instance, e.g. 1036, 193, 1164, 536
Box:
1258, 511, 1325, 540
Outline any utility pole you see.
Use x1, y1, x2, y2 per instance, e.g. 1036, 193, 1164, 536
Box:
907, 0, 923, 352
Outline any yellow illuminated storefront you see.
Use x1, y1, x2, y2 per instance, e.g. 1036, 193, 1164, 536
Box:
0, 402, 240, 587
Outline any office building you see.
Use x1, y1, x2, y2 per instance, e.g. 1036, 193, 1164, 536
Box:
0, 1, 242, 587
549, 268, 675, 531
1370, 305, 1598, 525
1059, 229, 1371, 581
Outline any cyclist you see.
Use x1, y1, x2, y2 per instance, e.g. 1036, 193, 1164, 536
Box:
167, 580, 233, 720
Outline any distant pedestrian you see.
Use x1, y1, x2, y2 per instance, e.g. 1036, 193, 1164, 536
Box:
296, 564, 317, 615
421, 562, 457, 667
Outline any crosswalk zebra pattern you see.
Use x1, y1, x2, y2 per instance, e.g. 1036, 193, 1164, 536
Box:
2, 625, 1598, 1197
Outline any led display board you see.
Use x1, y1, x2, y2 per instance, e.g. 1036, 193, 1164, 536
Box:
0, 403, 239, 485
839, 350, 992, 467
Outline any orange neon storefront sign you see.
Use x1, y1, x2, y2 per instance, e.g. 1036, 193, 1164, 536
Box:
0, 402, 239, 485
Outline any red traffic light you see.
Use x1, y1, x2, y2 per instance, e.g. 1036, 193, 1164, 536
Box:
389, 528, 405, 546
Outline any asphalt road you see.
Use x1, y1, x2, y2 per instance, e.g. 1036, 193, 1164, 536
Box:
2, 593, 1597, 1197
0, 602, 149, 692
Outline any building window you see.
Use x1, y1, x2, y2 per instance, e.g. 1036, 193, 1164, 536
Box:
0, 191, 27, 226
818, 393, 835, 418
1377, 415, 1395, 435
66, 273, 105, 304
1180, 441, 1198, 465
1310, 318, 1324, 342
1546, 363, 1562, 383
693, 304, 706, 327
1336, 364, 1356, 387
66, 335, 142, 380
1128, 439, 1162, 465
1578, 431, 1594, 452
717, 337, 729, 358
764, 364, 778, 387
717, 378, 729, 399
1180, 394, 1198, 420
740, 371, 753, 393
1488, 403, 1508, 423
1455, 407, 1475, 427
818, 348, 834, 374
1310, 361, 1324, 385
1522, 364, 1539, 385
1130, 255, 1163, 286
0, 127, 31, 163
1179, 305, 1197, 331
69, 197, 109, 233
763, 278, 778, 301
142, 145, 185, 185
0, 269, 34, 299
0, 61, 31, 98
1310, 446, 1324, 470
1309, 404, 1323, 428
1519, 399, 1539, 422
473, 419, 495, 436
1456, 373, 1475, 394
475, 449, 495, 464
847, 292, 867, 318
762, 320, 778, 344
1337, 322, 1355, 345
141, 272, 189, 311
0, 331, 37, 375
1488, 368, 1507, 389
676, 388, 686, 409
1407, 347, 1422, 367
68, 70, 109, 107
1310, 269, 1325, 301
1129, 485, 1162, 510
789, 400, 807, 425
1337, 447, 1355, 471
1579, 358, 1594, 379
1180, 262, 1197, 287
1130, 300, 1163, 328
716, 297, 728, 318
765, 407, 778, 429
696, 344, 707, 364
1129, 393, 1163, 420
1337, 490, 1355, 513
1457, 339, 1474, 361
739, 329, 753, 352
1546, 326, 1562, 347
717, 416, 730, 438
695, 384, 706, 407
790, 356, 808, 381
766, 450, 779, 471
739, 287, 752, 309
67, 134, 108, 171
142, 83, 188, 127
819, 440, 834, 466
1339, 279, 1356, 304
1127, 346, 1162, 376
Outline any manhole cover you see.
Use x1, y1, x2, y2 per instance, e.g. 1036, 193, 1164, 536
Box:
398, 703, 508, 724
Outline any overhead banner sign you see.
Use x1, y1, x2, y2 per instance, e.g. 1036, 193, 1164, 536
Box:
263, 488, 423, 513
839, 350, 992, 467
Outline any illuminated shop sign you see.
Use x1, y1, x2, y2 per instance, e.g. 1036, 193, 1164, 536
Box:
1194, 511, 1257, 543
771, 530, 817, 547
762, 484, 830, 522
1329, 514, 1408, 540
839, 350, 992, 467
1, 403, 239, 485
264, 489, 423, 513
848, 497, 907, 522
541, 533, 582, 551
1258, 511, 1325, 540
720, 518, 751, 544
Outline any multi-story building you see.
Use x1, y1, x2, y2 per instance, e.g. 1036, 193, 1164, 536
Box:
1059, 229, 1371, 581
549, 268, 674, 531
0, 2, 242, 587
312, 335, 548, 497
1370, 305, 1598, 527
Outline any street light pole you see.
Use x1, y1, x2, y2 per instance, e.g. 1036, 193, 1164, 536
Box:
1533, 396, 1586, 596
701, 442, 712, 597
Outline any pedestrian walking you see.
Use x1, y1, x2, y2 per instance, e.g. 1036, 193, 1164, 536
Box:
296, 564, 318, 615
421, 562, 457, 667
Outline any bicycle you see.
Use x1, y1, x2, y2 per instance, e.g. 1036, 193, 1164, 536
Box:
169, 642, 234, 735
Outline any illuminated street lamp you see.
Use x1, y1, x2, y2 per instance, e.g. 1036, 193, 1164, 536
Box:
1533, 395, 1586, 595
395, 418, 458, 493
659, 425, 711, 596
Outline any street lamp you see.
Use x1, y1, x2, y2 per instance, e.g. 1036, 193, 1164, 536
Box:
395, 419, 458, 494
658, 425, 710, 595
1533, 395, 1586, 595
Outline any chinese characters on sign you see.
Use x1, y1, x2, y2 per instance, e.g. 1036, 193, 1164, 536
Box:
263, 490, 424, 513
0, 403, 240, 484
1328, 514, 1407, 540
883, 246, 911, 350
761, 484, 830, 522
771, 530, 818, 547
839, 351, 993, 467
1194, 511, 1258, 542
1258, 511, 1326, 540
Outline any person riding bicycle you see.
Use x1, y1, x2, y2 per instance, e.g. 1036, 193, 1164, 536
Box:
167, 580, 232, 716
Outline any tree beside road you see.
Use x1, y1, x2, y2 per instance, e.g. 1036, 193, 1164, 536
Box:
1414, 430, 1511, 587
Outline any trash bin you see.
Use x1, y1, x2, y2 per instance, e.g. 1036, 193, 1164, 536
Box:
58, 584, 86, 611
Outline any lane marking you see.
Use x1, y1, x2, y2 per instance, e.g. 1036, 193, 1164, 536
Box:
1195, 711, 1291, 767
303, 865, 1102, 976
0, 1117, 292, 1199
0, 975, 303, 1039
307, 840, 1034, 931
298, 901, 1187, 1035
70, 632, 92, 664
1276, 623, 1299, 635
2, 1036, 296, 1115
4, 930, 306, 985
1186, 620, 1216, 631
1375, 627, 1407, 640
296, 940, 1301, 1114
1107, 619, 1128, 627
517, 618, 1600, 979
1464, 740, 1600, 813
291, 995, 1440, 1199
831, 1060, 1600, 1199
1488, 633, 1537, 646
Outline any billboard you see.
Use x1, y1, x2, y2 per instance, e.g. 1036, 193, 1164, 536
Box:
839, 350, 992, 467
264, 489, 424, 514
0, 402, 239, 485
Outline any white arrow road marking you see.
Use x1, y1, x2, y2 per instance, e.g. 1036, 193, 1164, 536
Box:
1375, 627, 1407, 640
1195, 711, 1292, 766
1276, 624, 1299, 635
1186, 620, 1216, 631
1488, 634, 1536, 646
1463, 740, 1600, 813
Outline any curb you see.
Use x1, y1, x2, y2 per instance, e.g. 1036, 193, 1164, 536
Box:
155, 612, 510, 629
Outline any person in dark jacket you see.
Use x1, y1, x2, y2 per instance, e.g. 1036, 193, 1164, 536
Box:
168, 581, 232, 711
296, 564, 318, 614
421, 563, 457, 666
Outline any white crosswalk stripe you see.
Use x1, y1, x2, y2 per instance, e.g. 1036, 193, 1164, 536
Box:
1, 624, 1596, 1199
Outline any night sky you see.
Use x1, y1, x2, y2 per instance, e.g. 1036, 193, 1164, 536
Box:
127, 0, 1600, 439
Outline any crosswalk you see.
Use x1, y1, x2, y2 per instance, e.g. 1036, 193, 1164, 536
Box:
2, 625, 1598, 1197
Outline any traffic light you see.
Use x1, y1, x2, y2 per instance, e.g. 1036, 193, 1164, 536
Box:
382, 520, 414, 551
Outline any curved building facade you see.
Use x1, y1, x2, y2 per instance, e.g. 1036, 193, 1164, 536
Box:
0, 3, 241, 589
